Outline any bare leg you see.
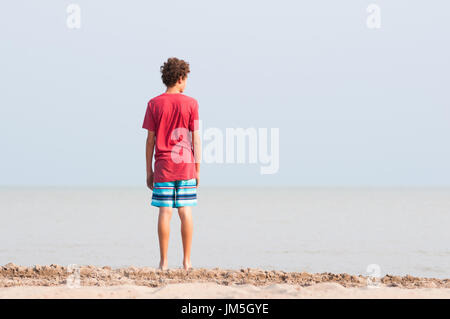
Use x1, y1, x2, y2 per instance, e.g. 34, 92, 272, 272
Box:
177, 206, 193, 270
158, 207, 173, 270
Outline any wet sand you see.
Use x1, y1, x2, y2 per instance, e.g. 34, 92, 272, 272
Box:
1, 263, 449, 298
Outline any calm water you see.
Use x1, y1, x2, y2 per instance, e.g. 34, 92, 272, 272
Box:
1, 187, 449, 278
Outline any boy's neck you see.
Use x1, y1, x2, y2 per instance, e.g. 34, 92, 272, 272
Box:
165, 86, 182, 94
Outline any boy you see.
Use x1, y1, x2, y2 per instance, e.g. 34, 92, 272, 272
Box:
142, 57, 201, 271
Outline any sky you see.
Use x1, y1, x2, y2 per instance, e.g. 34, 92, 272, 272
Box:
0, 0, 449, 187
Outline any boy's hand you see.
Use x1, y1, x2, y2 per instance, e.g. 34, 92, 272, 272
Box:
195, 173, 200, 188
146, 172, 154, 190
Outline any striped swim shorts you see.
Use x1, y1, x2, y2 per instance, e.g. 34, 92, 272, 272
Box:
151, 178, 197, 207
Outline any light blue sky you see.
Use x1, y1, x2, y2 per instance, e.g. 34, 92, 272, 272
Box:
1, 0, 449, 187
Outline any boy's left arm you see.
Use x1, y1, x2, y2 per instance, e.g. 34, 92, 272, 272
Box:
146, 130, 156, 190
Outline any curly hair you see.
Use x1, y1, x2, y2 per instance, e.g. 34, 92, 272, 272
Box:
160, 57, 190, 88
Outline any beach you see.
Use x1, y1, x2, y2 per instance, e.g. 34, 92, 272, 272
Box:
1, 264, 449, 299
3, 283, 450, 299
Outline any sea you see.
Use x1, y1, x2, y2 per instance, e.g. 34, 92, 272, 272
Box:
1, 187, 449, 278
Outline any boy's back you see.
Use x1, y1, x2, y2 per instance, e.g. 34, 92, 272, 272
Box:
142, 92, 199, 183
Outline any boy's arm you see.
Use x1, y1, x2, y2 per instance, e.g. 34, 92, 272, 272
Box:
192, 130, 201, 187
146, 130, 156, 190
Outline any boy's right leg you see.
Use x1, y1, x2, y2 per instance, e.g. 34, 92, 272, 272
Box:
177, 206, 193, 270
158, 207, 173, 270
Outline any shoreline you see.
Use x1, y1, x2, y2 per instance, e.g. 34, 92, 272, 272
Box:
1, 263, 449, 289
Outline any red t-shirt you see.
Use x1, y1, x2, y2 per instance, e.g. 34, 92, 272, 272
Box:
142, 93, 199, 183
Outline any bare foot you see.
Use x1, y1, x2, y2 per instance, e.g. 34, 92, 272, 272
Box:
159, 261, 168, 271
183, 260, 192, 271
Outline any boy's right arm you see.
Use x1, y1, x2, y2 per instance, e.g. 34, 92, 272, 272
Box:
192, 130, 201, 187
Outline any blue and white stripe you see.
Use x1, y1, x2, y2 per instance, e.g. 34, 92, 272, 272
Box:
151, 178, 197, 207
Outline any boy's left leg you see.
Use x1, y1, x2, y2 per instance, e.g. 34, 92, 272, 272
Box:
152, 180, 177, 270
158, 207, 173, 270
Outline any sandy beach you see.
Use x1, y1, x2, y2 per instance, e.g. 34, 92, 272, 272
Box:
1, 263, 449, 299
3, 282, 450, 299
